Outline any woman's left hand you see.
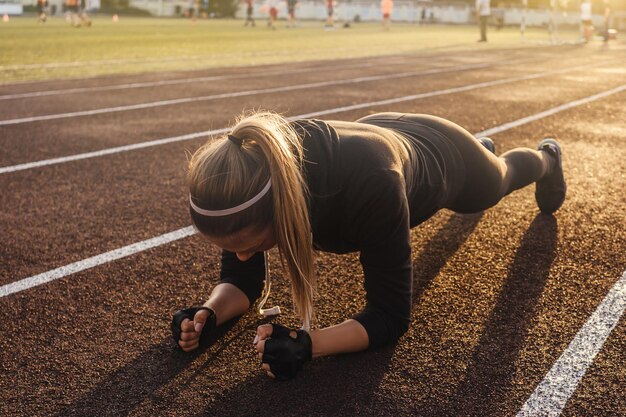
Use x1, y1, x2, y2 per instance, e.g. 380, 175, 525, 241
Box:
254, 324, 276, 378
253, 323, 312, 380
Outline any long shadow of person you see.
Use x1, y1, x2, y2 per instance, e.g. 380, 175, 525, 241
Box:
435, 214, 558, 416
55, 318, 243, 417
413, 212, 484, 303
197, 213, 485, 417
56, 213, 485, 416
195, 344, 397, 417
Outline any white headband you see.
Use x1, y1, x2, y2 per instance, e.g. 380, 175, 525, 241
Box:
189, 178, 272, 217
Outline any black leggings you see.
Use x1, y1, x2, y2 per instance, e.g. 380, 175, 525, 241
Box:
358, 113, 551, 214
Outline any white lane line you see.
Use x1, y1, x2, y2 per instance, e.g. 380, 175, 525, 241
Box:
517, 269, 626, 417
0, 55, 216, 70
0, 130, 222, 174
0, 65, 364, 100
475, 84, 626, 137
0, 62, 494, 126
0, 58, 413, 101
0, 54, 536, 100
0, 226, 196, 298
0, 46, 380, 71
0, 51, 484, 88
1, 84, 623, 296
0, 45, 532, 72
1, 63, 619, 175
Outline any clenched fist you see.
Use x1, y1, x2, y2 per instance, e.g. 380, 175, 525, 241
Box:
171, 306, 216, 351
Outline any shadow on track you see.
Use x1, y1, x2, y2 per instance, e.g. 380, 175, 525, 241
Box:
55, 213, 484, 416
435, 213, 558, 416
199, 212, 484, 417
54, 318, 244, 417
196, 345, 396, 417
412, 212, 484, 302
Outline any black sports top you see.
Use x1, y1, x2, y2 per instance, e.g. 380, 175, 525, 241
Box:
220, 113, 466, 348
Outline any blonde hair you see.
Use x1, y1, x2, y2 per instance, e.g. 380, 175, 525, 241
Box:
188, 111, 315, 329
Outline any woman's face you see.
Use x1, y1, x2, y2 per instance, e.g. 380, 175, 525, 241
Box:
207, 224, 276, 262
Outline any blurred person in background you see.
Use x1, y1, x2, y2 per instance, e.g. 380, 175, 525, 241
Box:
65, 0, 80, 26
265, 0, 279, 29
602, 0, 611, 42
171, 111, 567, 380
494, 2, 505, 30
476, 0, 491, 42
79, 0, 92, 27
381, 0, 393, 30
244, 0, 256, 26
580, 0, 593, 43
37, 0, 48, 23
188, 0, 200, 23
201, 0, 209, 18
287, 0, 297, 27
325, 0, 335, 28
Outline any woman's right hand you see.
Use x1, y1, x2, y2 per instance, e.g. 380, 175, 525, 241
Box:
171, 306, 216, 351
178, 313, 205, 351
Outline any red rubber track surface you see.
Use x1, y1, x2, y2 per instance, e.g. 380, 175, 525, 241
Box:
1, 44, 625, 416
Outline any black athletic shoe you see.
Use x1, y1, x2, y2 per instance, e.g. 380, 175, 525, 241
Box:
535, 138, 566, 214
478, 137, 496, 154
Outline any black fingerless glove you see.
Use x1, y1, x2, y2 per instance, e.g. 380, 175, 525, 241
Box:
262, 323, 313, 381
171, 306, 217, 348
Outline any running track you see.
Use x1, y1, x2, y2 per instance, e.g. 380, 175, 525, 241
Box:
1, 44, 625, 416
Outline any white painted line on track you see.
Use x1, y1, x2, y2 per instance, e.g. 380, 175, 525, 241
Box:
0, 65, 364, 101
475, 84, 626, 137
2, 63, 621, 175
0, 226, 196, 298
517, 269, 626, 417
0, 62, 495, 126
0, 51, 491, 88
0, 46, 390, 71
0, 45, 537, 73
0, 58, 414, 101
0, 130, 222, 174
1, 84, 623, 296
0, 55, 216, 70
0, 55, 540, 100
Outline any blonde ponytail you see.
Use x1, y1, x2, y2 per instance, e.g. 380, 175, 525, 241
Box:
188, 111, 316, 329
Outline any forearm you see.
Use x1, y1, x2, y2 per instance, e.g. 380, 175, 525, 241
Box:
309, 319, 369, 358
203, 283, 250, 326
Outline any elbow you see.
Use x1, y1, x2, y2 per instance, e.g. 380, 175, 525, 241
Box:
373, 314, 411, 348
371, 318, 409, 348
353, 305, 412, 349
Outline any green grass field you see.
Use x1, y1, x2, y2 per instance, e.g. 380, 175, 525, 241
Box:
0, 16, 578, 83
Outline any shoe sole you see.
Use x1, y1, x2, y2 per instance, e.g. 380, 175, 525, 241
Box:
536, 138, 566, 214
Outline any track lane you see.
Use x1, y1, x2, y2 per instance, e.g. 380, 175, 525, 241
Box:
1, 55, 623, 168
0, 45, 579, 92
1, 60, 534, 165
3, 59, 620, 174
1, 56, 475, 120
0, 62, 497, 125
0, 50, 553, 126
0, 50, 614, 124
0, 53, 495, 102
